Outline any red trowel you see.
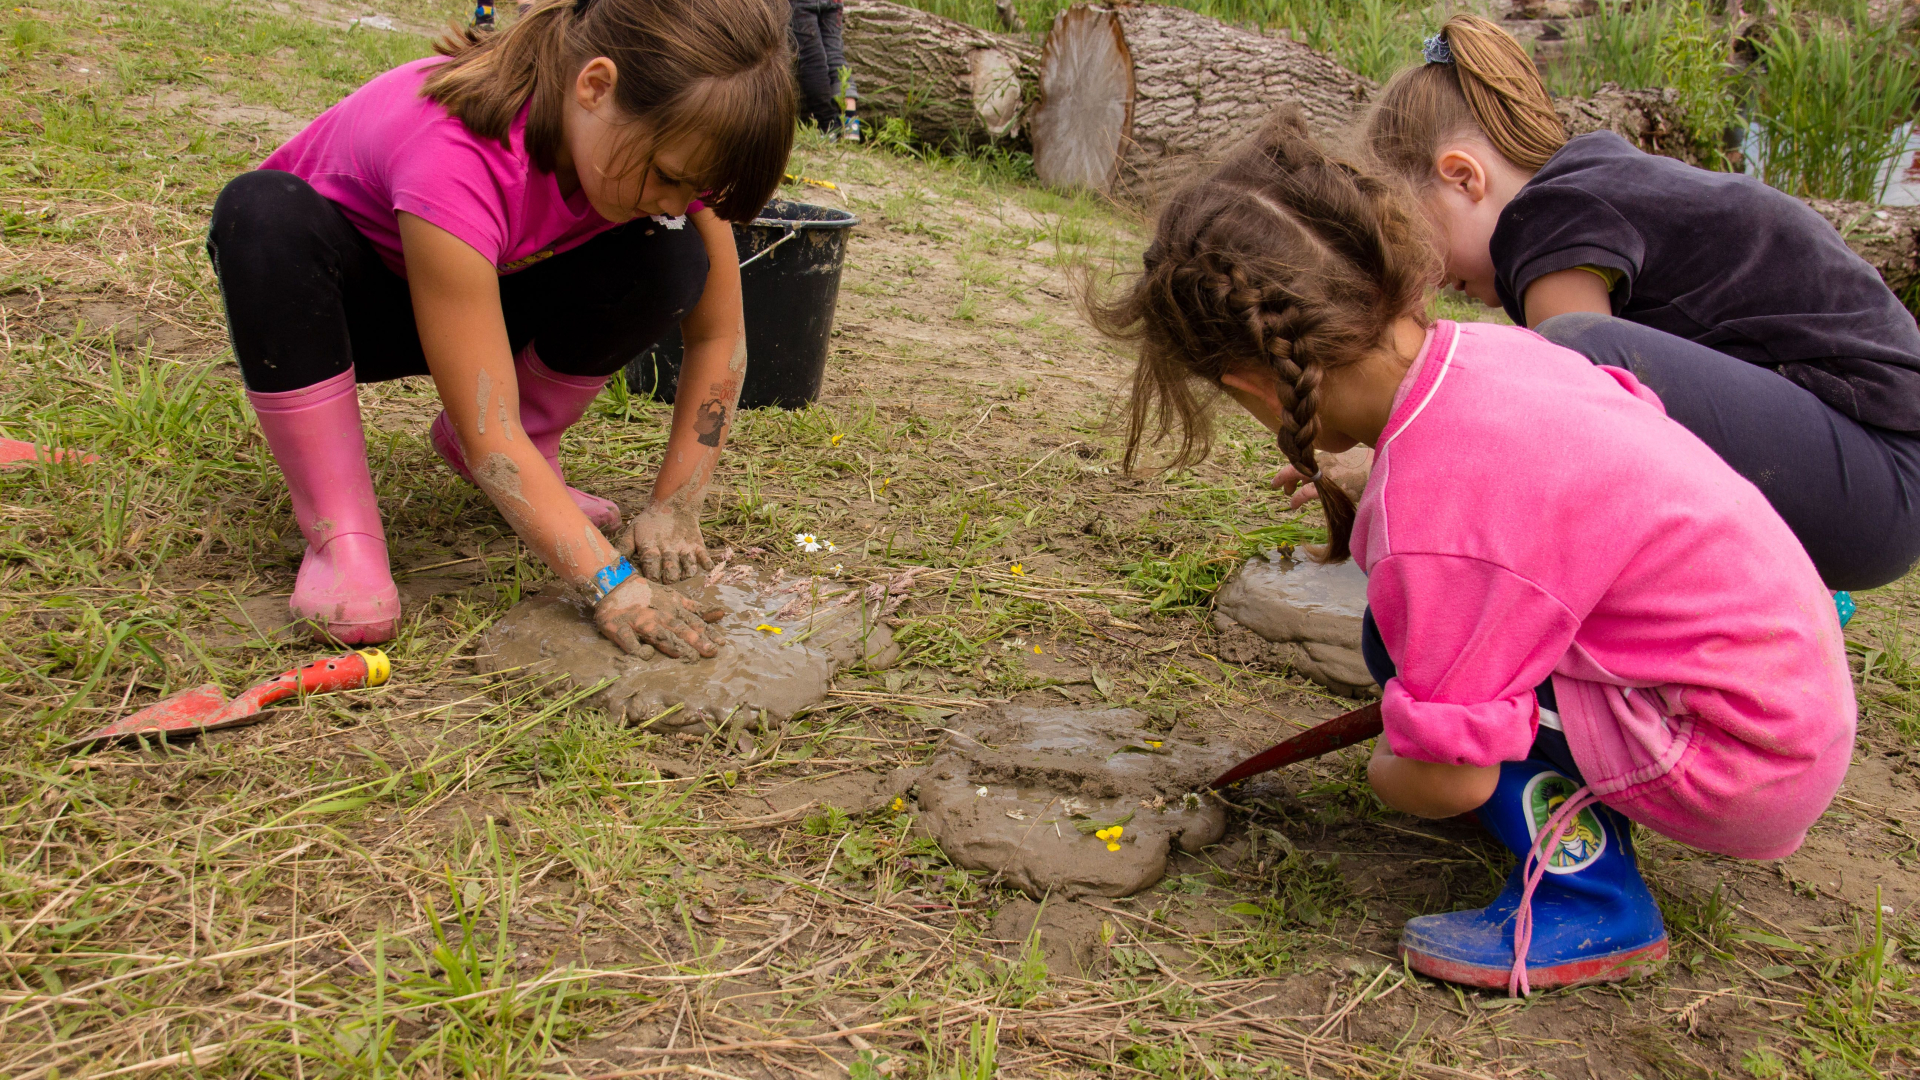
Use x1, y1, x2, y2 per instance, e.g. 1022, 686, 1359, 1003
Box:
1208, 700, 1384, 790
0, 438, 98, 468
62, 648, 391, 753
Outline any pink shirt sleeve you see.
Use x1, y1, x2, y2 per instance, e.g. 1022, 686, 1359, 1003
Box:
387, 118, 517, 265
1369, 552, 1582, 767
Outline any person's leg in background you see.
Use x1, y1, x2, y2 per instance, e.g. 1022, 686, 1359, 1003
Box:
428, 216, 710, 531
1359, 608, 1668, 992
817, 0, 858, 140
207, 170, 411, 644
788, 0, 841, 133
1537, 311, 1920, 596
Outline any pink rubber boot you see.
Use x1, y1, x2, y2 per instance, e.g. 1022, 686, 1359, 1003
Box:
430, 345, 623, 531
248, 369, 401, 645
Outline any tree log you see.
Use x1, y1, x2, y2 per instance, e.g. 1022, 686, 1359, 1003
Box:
1029, 3, 1373, 198
842, 0, 1038, 150
1556, 84, 1714, 168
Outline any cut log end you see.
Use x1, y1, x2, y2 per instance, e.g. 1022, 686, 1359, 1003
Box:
1031, 5, 1133, 192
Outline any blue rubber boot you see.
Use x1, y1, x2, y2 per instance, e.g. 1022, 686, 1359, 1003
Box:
1399, 759, 1669, 994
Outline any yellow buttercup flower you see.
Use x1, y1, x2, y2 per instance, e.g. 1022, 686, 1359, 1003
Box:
830, 432, 845, 446
1009, 563, 1024, 576
890, 796, 906, 812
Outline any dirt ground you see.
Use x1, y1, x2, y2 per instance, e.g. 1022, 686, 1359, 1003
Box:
0, 2, 1917, 1077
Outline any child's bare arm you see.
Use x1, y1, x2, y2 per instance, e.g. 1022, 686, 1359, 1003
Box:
401, 212, 717, 657
621, 207, 746, 582
1368, 739, 1500, 819
1522, 267, 1612, 328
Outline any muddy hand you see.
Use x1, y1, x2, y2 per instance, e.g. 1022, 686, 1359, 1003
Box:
617, 507, 715, 583
1272, 464, 1319, 510
593, 575, 720, 659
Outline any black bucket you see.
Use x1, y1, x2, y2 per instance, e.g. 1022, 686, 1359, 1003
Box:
624, 199, 858, 410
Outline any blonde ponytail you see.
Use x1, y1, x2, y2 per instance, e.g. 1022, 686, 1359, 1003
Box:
1366, 13, 1566, 183
1446, 15, 1565, 169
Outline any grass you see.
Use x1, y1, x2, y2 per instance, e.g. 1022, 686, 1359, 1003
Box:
0, 0, 1916, 1076
1750, 0, 1920, 202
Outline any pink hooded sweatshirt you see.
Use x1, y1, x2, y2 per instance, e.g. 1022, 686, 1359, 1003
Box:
1353, 320, 1855, 860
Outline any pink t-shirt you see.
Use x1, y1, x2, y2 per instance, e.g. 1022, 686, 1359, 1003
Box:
263, 58, 648, 277
1354, 320, 1855, 860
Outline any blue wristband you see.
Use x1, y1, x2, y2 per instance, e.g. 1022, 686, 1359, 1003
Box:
593, 557, 636, 601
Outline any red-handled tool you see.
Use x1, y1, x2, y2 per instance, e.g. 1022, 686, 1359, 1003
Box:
62, 648, 392, 753
1207, 700, 1384, 790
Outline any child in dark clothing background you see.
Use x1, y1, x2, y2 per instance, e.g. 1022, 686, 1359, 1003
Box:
790, 0, 858, 139
1342, 14, 1920, 599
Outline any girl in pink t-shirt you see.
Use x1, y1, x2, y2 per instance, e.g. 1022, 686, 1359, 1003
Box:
206, 0, 794, 656
1093, 111, 1854, 996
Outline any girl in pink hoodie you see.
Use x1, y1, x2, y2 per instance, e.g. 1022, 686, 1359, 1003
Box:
1094, 110, 1855, 996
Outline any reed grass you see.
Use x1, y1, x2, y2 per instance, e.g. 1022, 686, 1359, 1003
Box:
1751, 0, 1920, 202
1543, 0, 1670, 96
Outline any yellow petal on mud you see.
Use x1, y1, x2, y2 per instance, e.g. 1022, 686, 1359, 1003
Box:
755, 624, 783, 634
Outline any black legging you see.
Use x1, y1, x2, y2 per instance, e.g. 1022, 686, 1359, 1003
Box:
789, 0, 851, 133
206, 170, 709, 393
1536, 313, 1920, 592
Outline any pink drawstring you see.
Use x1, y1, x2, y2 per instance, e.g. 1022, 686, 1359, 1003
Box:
1509, 785, 1602, 997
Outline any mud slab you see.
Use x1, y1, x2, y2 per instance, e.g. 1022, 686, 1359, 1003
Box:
911, 706, 1238, 899
989, 897, 1112, 976
1213, 553, 1370, 695
478, 567, 898, 730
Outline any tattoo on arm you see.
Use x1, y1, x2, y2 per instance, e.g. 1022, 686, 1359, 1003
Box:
693, 398, 727, 447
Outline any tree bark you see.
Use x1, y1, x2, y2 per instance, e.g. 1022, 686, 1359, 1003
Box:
1029, 3, 1373, 198
1556, 84, 1714, 168
842, 0, 1039, 150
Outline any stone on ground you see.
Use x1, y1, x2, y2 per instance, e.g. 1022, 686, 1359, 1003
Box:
1213, 553, 1370, 695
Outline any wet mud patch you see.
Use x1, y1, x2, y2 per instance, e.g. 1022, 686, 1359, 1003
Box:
3, 294, 204, 355
909, 706, 1240, 899
479, 566, 898, 730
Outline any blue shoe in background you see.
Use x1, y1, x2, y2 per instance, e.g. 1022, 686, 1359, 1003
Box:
1835, 591, 1856, 628
1399, 759, 1668, 995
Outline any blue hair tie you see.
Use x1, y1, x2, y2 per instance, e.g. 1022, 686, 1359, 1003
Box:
1422, 33, 1454, 65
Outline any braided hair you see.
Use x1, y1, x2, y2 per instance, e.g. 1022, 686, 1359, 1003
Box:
1091, 109, 1435, 562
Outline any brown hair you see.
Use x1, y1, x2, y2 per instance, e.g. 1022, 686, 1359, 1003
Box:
424, 0, 794, 221
1367, 13, 1564, 184
1091, 109, 1435, 562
